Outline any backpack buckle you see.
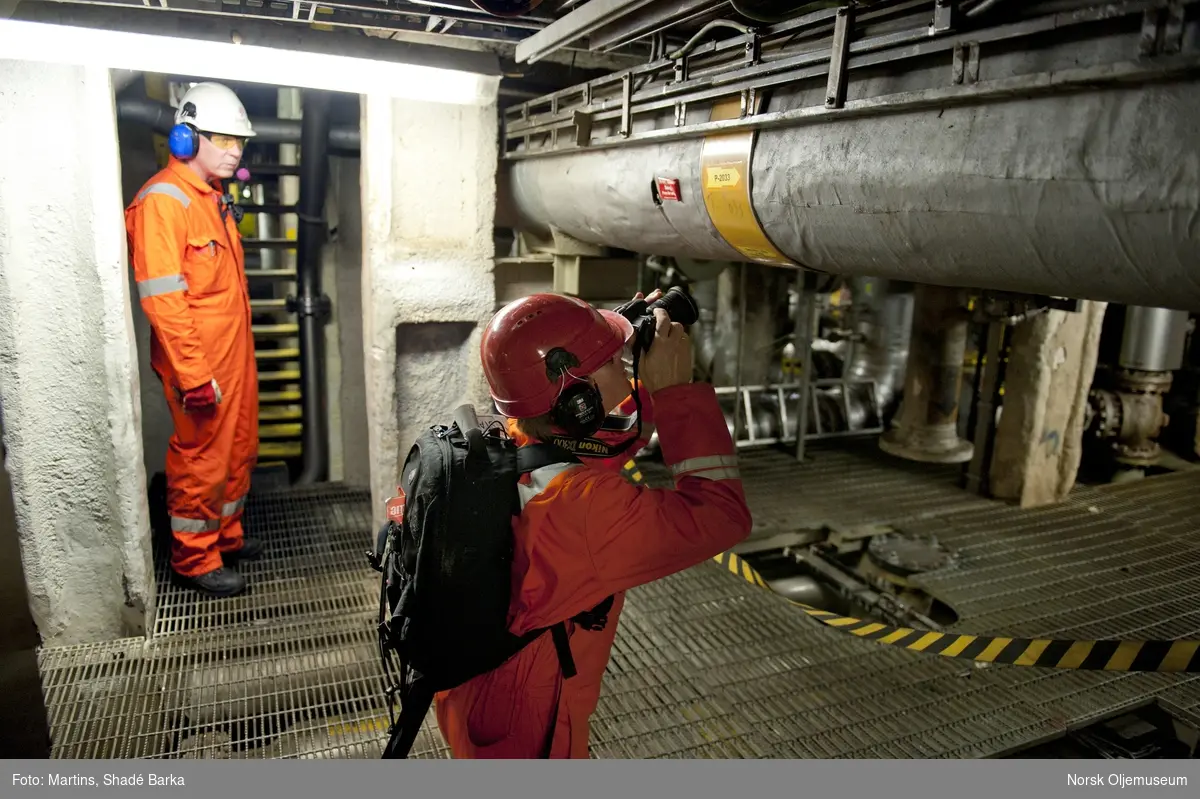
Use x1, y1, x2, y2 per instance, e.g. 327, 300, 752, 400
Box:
366, 549, 383, 572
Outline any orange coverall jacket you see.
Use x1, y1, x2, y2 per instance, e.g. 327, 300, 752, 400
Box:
434, 381, 752, 758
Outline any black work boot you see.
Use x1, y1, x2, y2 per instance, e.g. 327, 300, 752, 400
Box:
222, 537, 264, 563
178, 566, 247, 598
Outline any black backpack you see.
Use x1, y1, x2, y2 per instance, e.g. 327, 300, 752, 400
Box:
366, 404, 615, 759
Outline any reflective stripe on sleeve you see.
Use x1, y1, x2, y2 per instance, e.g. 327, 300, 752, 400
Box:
671, 454, 740, 480
137, 273, 189, 299
137, 182, 191, 208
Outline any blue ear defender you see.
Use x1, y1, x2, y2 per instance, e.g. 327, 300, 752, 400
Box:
167, 102, 199, 159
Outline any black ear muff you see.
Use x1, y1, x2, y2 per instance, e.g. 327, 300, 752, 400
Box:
550, 381, 606, 439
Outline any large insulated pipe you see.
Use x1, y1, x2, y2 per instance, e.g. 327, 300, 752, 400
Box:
295, 91, 332, 485
115, 97, 361, 153
505, 77, 1200, 311
879, 285, 974, 464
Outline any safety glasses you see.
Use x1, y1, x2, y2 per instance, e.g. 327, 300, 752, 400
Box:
203, 132, 248, 151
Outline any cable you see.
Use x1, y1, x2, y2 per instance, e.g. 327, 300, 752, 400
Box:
964, 0, 1008, 16
667, 18, 753, 60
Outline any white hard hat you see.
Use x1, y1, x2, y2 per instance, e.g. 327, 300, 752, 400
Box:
174, 82, 256, 139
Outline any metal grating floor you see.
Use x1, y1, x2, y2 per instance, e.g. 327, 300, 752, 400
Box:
36, 443, 1200, 759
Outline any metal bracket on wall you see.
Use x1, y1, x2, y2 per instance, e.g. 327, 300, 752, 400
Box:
952, 41, 980, 84
931, 0, 956, 33
825, 5, 854, 109
1141, 2, 1186, 56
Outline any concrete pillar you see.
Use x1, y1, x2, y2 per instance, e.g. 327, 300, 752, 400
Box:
360, 79, 501, 526
989, 301, 1108, 507
0, 61, 154, 645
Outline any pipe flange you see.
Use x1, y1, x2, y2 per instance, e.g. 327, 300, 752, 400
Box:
1116, 439, 1160, 467
1088, 389, 1122, 438
1116, 368, 1173, 396
879, 422, 974, 464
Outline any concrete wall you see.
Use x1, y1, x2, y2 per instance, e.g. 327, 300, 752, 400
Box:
0, 61, 154, 646
360, 81, 500, 525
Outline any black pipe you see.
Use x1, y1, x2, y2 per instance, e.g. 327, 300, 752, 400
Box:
295, 90, 333, 485
115, 97, 361, 153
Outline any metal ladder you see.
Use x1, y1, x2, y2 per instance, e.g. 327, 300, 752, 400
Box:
239, 165, 304, 469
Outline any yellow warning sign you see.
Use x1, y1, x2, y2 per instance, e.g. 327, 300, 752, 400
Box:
705, 165, 741, 189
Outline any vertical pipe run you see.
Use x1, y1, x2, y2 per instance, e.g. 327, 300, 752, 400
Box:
1119, 306, 1190, 372
879, 284, 974, 464
794, 272, 816, 461
732, 262, 747, 443
295, 90, 332, 485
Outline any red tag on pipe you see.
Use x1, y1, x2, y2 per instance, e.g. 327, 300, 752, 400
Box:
655, 177, 682, 202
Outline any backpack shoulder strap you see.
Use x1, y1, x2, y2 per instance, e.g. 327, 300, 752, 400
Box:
381, 678, 434, 759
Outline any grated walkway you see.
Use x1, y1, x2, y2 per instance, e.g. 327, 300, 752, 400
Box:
36, 443, 1200, 758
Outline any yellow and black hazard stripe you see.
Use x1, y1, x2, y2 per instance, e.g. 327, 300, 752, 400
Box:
711, 550, 1200, 674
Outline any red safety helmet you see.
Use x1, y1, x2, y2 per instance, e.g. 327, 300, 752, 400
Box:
481, 293, 634, 418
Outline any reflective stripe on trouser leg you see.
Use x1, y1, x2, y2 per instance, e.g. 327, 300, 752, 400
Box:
162, 373, 240, 578
218, 338, 260, 552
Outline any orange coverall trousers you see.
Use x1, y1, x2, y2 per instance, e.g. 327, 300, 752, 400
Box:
125, 158, 259, 578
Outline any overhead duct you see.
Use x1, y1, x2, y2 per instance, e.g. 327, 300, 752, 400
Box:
503, 8, 1200, 311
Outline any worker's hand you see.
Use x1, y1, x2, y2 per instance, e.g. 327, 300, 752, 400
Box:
182, 380, 222, 414
639, 308, 692, 395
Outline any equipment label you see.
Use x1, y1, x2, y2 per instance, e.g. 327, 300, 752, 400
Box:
705, 165, 741, 188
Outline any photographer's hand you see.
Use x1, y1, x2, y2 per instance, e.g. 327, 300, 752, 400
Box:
640, 308, 693, 395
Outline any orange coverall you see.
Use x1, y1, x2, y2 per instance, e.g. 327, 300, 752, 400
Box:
434, 381, 751, 757
125, 157, 259, 577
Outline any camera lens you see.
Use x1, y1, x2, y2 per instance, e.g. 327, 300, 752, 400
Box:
647, 286, 699, 327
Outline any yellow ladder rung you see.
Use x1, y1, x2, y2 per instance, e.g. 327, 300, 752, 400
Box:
253, 323, 299, 337
251, 298, 288, 310
258, 406, 302, 421
258, 369, 302, 382
258, 441, 302, 459
256, 348, 300, 361
245, 269, 298, 280
260, 390, 303, 403
259, 423, 302, 439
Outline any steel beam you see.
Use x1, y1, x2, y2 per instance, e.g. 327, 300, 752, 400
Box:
514, 0, 657, 63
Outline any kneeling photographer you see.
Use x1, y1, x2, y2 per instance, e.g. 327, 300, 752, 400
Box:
433, 287, 753, 759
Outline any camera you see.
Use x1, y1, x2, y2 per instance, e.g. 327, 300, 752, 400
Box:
616, 286, 700, 356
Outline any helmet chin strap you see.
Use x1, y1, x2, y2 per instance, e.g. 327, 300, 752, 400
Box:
547, 343, 645, 460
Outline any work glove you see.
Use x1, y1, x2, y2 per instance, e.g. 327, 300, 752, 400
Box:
182, 380, 222, 413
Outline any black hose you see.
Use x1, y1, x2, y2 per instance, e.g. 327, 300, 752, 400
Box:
115, 97, 361, 153
295, 90, 332, 485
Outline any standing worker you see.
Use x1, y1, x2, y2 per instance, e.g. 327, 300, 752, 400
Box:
125, 82, 262, 598
434, 291, 753, 757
